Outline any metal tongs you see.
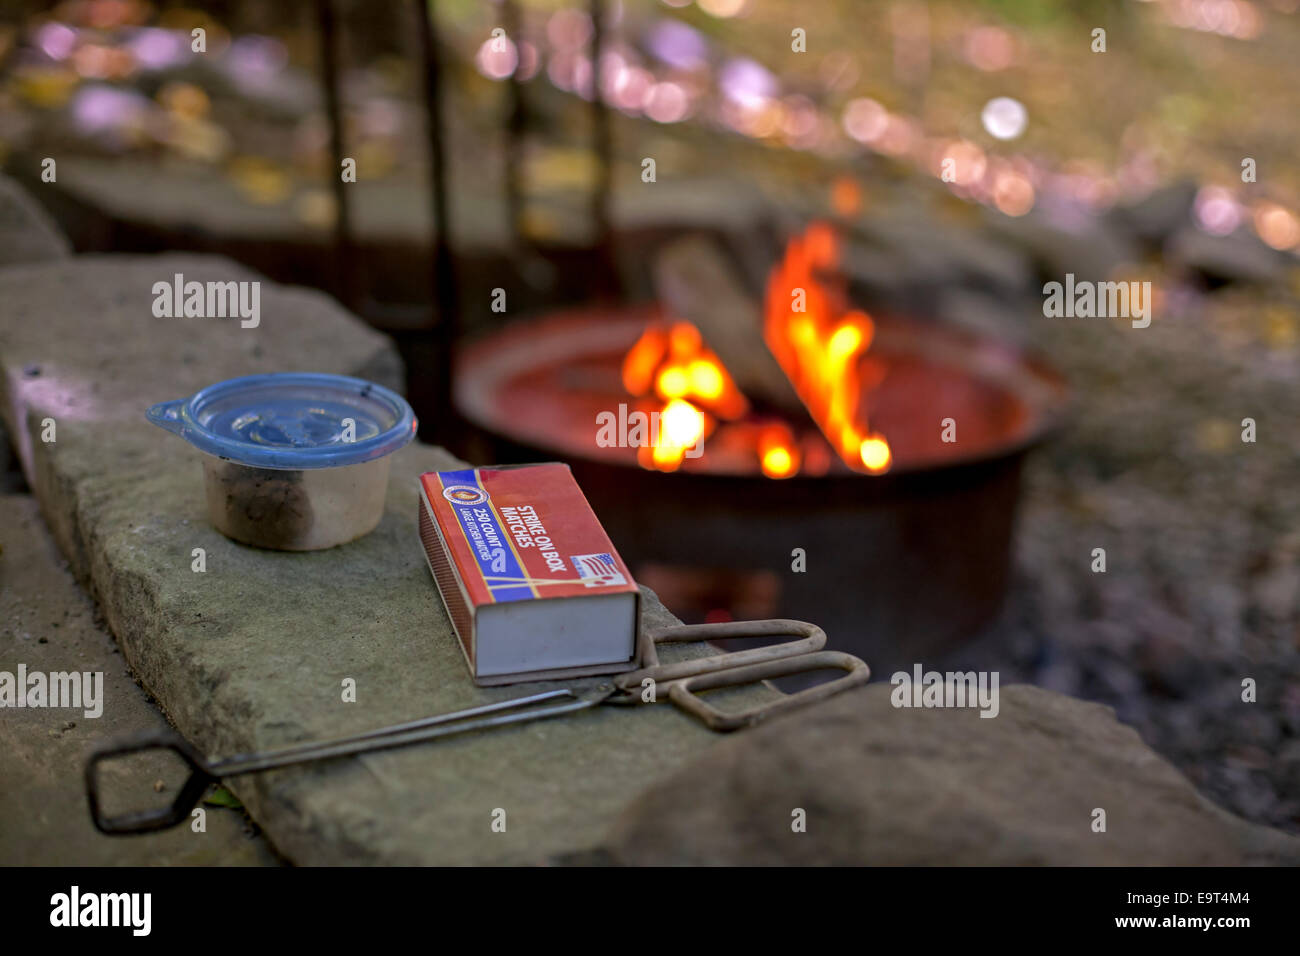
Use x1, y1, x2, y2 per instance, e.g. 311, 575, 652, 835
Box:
86, 619, 869, 834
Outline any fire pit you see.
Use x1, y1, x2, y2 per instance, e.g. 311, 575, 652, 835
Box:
455, 226, 1068, 665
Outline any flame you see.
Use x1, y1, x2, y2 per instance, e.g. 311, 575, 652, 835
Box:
859, 435, 892, 472
622, 319, 747, 471
764, 223, 891, 473
831, 176, 863, 218
650, 398, 707, 470
621, 221, 890, 478
622, 319, 748, 419
758, 423, 800, 478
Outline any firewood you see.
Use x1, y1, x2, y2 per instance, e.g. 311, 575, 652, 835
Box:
653, 235, 807, 418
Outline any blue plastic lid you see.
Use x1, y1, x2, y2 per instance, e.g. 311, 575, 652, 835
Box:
146, 373, 417, 470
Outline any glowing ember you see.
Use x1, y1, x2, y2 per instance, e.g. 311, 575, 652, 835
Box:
859, 436, 892, 472
758, 424, 800, 478
622, 319, 748, 471
645, 398, 708, 471
831, 176, 863, 217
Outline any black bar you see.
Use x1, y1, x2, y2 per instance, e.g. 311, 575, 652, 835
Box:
315, 0, 357, 310
589, 0, 612, 257
412, 0, 462, 448
5, 866, 1286, 940
503, 0, 526, 246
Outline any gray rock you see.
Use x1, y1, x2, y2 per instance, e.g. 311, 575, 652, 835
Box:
0, 494, 280, 865
615, 176, 769, 235
1108, 180, 1198, 243
934, 287, 1034, 346
0, 173, 72, 266
854, 214, 1034, 293
1165, 227, 1288, 285
0, 417, 22, 493
981, 205, 1141, 285
604, 683, 1300, 865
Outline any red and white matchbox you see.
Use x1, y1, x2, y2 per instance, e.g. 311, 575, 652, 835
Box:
418, 463, 641, 685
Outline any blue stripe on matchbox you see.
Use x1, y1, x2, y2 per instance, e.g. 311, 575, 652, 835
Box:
437, 468, 534, 603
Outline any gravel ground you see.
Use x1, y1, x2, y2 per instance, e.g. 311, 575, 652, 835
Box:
992, 269, 1300, 834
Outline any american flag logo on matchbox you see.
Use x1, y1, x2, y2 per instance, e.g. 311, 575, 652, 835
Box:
571, 552, 628, 587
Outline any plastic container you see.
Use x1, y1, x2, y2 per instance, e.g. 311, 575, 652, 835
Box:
147, 373, 417, 550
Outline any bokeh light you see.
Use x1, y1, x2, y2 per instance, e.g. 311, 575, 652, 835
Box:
981, 96, 1027, 140
1194, 186, 1242, 236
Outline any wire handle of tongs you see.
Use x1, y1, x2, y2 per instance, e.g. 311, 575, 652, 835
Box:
616, 619, 871, 731
87, 619, 871, 834
618, 618, 828, 687
85, 689, 600, 835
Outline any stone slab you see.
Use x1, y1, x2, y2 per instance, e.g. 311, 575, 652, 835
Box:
0, 254, 769, 864
0, 494, 279, 866
18, 156, 768, 251
605, 682, 1300, 865
0, 172, 72, 266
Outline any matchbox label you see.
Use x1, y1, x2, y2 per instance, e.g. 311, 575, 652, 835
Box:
438, 469, 532, 603
442, 484, 489, 506
571, 553, 628, 587
421, 464, 637, 608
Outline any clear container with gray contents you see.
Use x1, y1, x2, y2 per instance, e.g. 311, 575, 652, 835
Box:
147, 373, 417, 550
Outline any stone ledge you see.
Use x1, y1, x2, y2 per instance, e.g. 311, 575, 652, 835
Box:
0, 252, 766, 865
606, 682, 1300, 865
0, 172, 72, 267
0, 493, 279, 866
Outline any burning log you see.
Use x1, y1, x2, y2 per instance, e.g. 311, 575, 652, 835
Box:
763, 223, 893, 474
653, 235, 808, 420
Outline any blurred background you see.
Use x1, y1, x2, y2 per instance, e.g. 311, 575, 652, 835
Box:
1, 0, 1297, 834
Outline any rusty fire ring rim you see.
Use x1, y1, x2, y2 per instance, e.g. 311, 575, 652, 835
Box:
453, 304, 1072, 482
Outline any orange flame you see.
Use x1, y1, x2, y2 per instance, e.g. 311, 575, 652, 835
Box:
620, 221, 890, 478
622, 319, 748, 471
758, 423, 800, 478
764, 223, 891, 474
